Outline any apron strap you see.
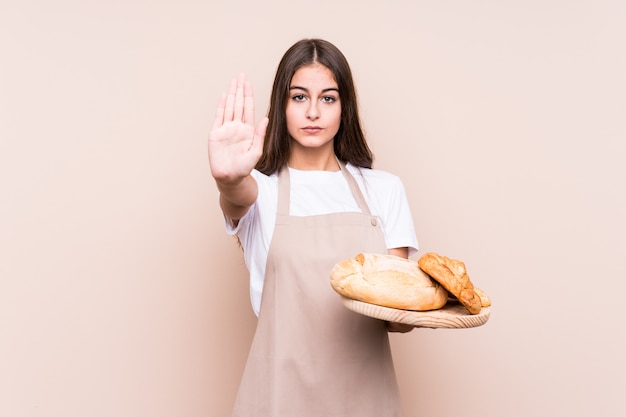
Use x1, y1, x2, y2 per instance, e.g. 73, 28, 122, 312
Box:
277, 160, 375, 218
337, 160, 373, 216
277, 164, 291, 216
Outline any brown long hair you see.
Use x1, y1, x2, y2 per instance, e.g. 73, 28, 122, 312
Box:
255, 39, 374, 175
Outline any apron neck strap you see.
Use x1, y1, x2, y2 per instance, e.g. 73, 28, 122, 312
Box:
338, 160, 372, 216
277, 164, 291, 215
277, 160, 373, 216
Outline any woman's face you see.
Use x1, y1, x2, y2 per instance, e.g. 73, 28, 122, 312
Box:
286, 64, 341, 155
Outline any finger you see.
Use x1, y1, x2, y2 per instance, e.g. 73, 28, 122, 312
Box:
243, 80, 255, 125
233, 72, 246, 122
211, 93, 227, 131
223, 78, 237, 121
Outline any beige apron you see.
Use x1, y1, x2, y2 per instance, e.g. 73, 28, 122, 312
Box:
232, 162, 403, 417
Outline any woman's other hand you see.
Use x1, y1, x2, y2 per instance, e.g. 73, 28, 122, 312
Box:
386, 321, 414, 333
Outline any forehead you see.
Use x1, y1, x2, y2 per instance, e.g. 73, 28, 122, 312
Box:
290, 64, 338, 89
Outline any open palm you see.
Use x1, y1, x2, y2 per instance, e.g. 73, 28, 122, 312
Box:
208, 73, 268, 183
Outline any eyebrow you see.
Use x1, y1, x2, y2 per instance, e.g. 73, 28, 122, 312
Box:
289, 86, 339, 93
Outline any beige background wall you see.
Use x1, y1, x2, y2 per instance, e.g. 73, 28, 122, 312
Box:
1, 1, 624, 416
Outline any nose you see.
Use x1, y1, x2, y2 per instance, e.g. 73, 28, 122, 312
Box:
306, 101, 320, 120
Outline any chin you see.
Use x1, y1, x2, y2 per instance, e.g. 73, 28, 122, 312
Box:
293, 137, 334, 148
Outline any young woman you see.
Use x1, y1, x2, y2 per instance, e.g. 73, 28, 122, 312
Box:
209, 38, 419, 417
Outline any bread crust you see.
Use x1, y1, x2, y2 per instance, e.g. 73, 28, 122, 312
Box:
330, 253, 448, 311
474, 287, 491, 307
417, 252, 482, 314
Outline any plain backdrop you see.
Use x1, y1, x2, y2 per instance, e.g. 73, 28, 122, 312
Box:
1, 1, 625, 416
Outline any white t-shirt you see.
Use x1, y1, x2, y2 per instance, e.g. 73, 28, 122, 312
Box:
224, 164, 419, 316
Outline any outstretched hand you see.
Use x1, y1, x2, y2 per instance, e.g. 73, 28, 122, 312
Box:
208, 73, 269, 184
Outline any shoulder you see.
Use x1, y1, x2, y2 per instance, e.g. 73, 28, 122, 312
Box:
248, 169, 279, 209
345, 163, 405, 190
345, 164, 411, 214
346, 163, 400, 179
251, 169, 279, 198
251, 169, 277, 184
230, 169, 277, 232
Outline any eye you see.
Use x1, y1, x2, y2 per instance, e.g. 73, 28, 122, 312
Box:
291, 94, 307, 102
321, 95, 338, 103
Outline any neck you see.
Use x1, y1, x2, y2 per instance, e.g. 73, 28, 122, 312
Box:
288, 146, 339, 171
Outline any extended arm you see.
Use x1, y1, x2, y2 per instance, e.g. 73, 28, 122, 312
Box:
208, 73, 269, 221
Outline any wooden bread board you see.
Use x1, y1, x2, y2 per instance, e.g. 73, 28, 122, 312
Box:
341, 296, 491, 329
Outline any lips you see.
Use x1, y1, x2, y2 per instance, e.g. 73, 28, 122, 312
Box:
302, 126, 323, 134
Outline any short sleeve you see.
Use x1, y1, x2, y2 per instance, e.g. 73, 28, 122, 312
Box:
375, 175, 419, 257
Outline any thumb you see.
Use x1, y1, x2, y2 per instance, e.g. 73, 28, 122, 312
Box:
251, 117, 269, 153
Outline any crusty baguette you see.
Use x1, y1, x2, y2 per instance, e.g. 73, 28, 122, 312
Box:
417, 252, 483, 314
330, 253, 448, 311
474, 287, 491, 307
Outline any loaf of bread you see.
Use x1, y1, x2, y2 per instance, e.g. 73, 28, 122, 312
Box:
330, 253, 448, 311
474, 287, 491, 307
417, 252, 483, 314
